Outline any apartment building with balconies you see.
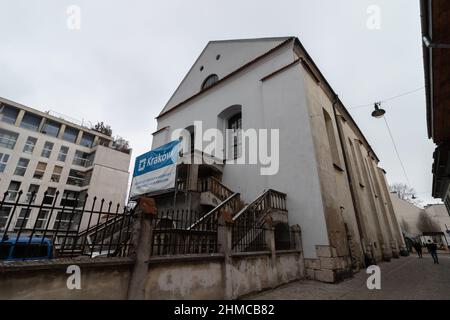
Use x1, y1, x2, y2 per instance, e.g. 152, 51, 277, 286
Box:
0, 96, 131, 233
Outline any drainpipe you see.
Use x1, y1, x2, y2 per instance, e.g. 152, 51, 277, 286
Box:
331, 95, 373, 267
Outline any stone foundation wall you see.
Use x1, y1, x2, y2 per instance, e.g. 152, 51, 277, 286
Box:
304, 245, 353, 283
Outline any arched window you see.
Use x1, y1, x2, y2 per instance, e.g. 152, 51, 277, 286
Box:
323, 109, 341, 167
201, 74, 219, 90
228, 113, 242, 159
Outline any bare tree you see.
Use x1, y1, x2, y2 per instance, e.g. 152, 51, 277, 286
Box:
416, 210, 440, 233
390, 183, 421, 205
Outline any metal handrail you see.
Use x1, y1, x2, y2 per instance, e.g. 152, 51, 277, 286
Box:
232, 189, 287, 223
188, 192, 240, 230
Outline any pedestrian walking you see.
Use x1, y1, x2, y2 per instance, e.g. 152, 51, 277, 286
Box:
426, 240, 439, 264
413, 241, 423, 258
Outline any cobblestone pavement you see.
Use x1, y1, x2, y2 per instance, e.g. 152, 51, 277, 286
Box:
248, 253, 450, 300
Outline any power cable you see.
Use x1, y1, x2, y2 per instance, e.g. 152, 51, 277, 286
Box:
383, 115, 412, 187
349, 87, 425, 110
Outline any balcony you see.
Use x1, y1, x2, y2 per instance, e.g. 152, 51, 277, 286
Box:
72, 157, 93, 168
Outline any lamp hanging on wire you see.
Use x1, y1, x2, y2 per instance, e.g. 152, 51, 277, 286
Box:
371, 102, 386, 118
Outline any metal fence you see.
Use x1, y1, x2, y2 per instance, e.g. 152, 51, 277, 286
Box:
232, 223, 268, 253
0, 190, 133, 260
0, 189, 295, 261
152, 208, 219, 256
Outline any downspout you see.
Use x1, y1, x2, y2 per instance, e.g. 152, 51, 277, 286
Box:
331, 95, 373, 267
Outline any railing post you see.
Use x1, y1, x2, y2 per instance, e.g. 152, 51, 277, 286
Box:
218, 211, 234, 300
187, 164, 199, 192
290, 224, 303, 252
265, 225, 277, 288
127, 197, 157, 300
290, 224, 304, 279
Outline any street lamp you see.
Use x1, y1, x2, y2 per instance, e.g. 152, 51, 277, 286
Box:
371, 102, 386, 118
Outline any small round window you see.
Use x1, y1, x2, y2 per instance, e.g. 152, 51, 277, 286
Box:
201, 74, 219, 90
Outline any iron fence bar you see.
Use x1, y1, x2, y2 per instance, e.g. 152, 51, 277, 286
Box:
61, 193, 80, 253
53, 191, 70, 250
107, 203, 120, 257
71, 194, 89, 256
27, 191, 48, 247
14, 191, 34, 257
124, 212, 133, 256
40, 190, 61, 247
0, 191, 10, 242
1, 190, 23, 242
115, 205, 127, 257
90, 198, 105, 257
80, 196, 97, 256
23, 191, 43, 258
98, 201, 112, 256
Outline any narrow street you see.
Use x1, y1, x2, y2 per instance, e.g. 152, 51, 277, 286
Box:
248, 253, 450, 300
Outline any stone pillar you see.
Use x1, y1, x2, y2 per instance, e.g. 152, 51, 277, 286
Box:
75, 130, 83, 145
38, 117, 46, 132
127, 197, 157, 300
218, 213, 234, 300
291, 224, 303, 252
187, 164, 199, 191
58, 124, 66, 139
265, 226, 277, 288
14, 109, 25, 127
291, 224, 305, 279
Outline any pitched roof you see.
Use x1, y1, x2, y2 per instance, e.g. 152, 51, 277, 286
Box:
158, 37, 294, 116
156, 36, 380, 162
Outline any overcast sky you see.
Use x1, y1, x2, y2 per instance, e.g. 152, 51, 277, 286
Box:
0, 0, 439, 204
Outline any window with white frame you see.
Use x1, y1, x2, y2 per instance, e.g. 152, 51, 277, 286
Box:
14, 158, 30, 176
73, 150, 94, 167
6, 180, 21, 201
51, 165, 63, 183
62, 126, 79, 143
25, 184, 40, 203
14, 208, 31, 230
33, 162, 47, 180
80, 132, 95, 148
0, 128, 19, 150
34, 210, 49, 229
41, 141, 54, 158
57, 146, 69, 162
20, 112, 42, 131
41, 120, 61, 137
0, 153, 9, 173
43, 187, 57, 205
0, 207, 12, 230
53, 210, 81, 231
228, 113, 242, 159
0, 104, 19, 124
23, 136, 37, 155
67, 169, 91, 187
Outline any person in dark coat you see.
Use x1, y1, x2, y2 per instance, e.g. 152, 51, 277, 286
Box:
413, 241, 423, 258
426, 240, 439, 264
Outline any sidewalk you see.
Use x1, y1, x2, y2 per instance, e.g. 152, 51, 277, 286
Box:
247, 254, 450, 300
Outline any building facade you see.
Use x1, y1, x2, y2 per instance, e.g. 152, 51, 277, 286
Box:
151, 37, 406, 281
0, 97, 131, 232
421, 0, 450, 208
391, 192, 450, 249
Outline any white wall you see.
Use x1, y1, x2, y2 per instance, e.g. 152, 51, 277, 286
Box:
153, 42, 329, 258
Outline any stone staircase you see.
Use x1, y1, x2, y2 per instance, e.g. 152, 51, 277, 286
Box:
190, 176, 288, 252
